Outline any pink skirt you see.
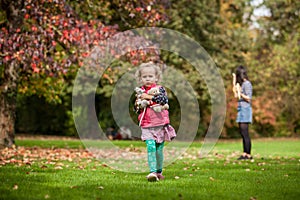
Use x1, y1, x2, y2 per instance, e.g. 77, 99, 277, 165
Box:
141, 124, 176, 143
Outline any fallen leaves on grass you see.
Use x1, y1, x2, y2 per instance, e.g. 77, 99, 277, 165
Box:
54, 166, 63, 170
0, 146, 94, 167
98, 186, 104, 190
13, 184, 18, 190
89, 146, 185, 172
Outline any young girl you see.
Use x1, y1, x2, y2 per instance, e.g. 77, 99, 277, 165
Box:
135, 62, 176, 182
232, 65, 253, 160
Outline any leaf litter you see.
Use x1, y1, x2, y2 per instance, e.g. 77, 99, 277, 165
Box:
1, 144, 296, 172
0, 146, 94, 167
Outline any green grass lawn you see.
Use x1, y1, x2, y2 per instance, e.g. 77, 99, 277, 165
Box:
1, 138, 299, 200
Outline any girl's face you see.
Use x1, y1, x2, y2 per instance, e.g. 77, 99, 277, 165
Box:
140, 67, 157, 87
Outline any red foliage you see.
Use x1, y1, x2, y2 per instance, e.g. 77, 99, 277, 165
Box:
1, 0, 119, 75
0, 0, 165, 77
252, 95, 277, 126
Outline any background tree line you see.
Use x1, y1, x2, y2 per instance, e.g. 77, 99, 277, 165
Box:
1, 0, 299, 144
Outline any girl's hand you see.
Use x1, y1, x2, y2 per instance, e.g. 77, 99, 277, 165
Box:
140, 93, 153, 100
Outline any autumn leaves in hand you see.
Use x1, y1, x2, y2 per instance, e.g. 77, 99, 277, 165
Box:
232, 73, 241, 99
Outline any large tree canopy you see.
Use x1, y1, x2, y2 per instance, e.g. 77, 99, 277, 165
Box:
0, 0, 167, 146
1, 0, 299, 145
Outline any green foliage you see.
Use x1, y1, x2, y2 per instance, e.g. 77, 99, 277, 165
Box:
67, 0, 114, 23
255, 0, 300, 44
162, 0, 253, 137
15, 95, 75, 136
248, 0, 300, 135
166, 0, 220, 51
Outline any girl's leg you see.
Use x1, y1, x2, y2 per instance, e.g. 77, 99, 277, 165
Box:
156, 142, 164, 173
145, 140, 157, 173
239, 122, 251, 155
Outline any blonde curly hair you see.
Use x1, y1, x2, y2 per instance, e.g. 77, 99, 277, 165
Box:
135, 62, 162, 86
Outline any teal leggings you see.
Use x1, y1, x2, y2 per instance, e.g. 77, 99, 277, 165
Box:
145, 140, 164, 173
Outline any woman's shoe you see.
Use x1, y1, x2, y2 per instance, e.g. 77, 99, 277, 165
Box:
237, 155, 246, 160
238, 155, 249, 160
237, 155, 253, 160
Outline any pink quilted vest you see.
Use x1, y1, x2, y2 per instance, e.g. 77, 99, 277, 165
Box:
138, 84, 170, 128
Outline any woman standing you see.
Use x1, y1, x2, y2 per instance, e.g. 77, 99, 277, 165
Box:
232, 65, 253, 160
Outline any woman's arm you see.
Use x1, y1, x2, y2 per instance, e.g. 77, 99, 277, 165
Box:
240, 93, 251, 102
233, 73, 243, 99
240, 81, 252, 103
232, 73, 238, 98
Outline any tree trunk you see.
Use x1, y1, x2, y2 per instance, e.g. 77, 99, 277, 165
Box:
0, 0, 24, 148
0, 61, 18, 148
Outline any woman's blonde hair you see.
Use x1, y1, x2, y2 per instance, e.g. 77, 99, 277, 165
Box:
135, 62, 162, 86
